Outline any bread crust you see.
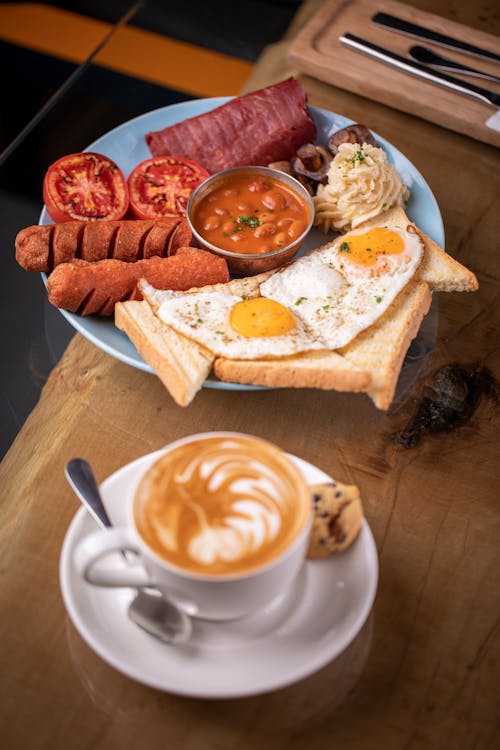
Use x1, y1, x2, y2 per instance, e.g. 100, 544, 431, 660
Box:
341, 280, 432, 410
114, 300, 213, 406
214, 350, 371, 391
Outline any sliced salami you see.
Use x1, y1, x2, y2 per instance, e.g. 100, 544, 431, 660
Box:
145, 78, 317, 174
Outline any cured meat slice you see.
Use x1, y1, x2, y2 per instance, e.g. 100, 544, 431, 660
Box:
145, 78, 317, 174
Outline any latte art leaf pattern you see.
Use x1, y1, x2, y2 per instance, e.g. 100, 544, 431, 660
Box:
134, 436, 310, 575
187, 496, 282, 566
153, 454, 288, 563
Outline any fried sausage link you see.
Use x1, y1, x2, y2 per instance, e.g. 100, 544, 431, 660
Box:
15, 218, 191, 273
46, 248, 229, 316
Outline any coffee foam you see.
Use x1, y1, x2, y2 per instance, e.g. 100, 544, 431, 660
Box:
134, 436, 310, 576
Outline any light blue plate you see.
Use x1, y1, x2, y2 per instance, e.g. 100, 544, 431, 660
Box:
40, 99, 444, 390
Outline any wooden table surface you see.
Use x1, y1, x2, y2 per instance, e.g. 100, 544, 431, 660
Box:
1, 1, 499, 748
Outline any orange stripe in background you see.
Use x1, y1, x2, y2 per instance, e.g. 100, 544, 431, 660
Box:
0, 2, 253, 96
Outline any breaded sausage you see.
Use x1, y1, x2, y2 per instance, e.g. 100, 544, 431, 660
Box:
15, 218, 192, 272
167, 220, 194, 256
46, 247, 229, 316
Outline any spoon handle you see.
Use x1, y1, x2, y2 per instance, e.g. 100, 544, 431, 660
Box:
65, 458, 112, 530
65, 458, 192, 643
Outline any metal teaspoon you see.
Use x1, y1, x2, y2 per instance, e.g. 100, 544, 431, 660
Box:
408, 45, 500, 84
65, 458, 192, 645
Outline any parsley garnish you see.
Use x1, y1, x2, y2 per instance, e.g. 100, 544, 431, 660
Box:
344, 148, 366, 166
295, 296, 307, 305
340, 242, 351, 253
376, 296, 383, 303
236, 214, 261, 229
196, 318, 203, 324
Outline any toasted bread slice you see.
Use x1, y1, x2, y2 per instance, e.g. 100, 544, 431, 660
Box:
114, 300, 213, 407
120, 273, 273, 407
340, 279, 432, 409
215, 281, 431, 409
214, 350, 371, 392
355, 206, 478, 292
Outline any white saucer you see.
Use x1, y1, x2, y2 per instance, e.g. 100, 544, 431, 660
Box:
59, 449, 378, 698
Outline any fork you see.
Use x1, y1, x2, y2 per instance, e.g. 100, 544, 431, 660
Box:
408, 45, 500, 85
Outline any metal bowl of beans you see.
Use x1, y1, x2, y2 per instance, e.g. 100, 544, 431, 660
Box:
186, 166, 314, 276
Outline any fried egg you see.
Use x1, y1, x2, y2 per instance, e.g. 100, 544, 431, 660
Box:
154, 225, 423, 358
260, 224, 424, 350
154, 291, 326, 358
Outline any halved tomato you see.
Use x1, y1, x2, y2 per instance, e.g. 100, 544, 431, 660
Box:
43, 152, 129, 222
127, 155, 209, 220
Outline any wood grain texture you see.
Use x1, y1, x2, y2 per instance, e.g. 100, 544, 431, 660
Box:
286, 0, 500, 147
1, 1, 499, 749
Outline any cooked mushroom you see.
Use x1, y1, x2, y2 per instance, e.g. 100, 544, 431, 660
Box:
267, 158, 314, 194
290, 143, 332, 184
267, 160, 293, 175
328, 124, 377, 155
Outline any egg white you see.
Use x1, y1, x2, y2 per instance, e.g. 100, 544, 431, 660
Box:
260, 226, 423, 350
154, 290, 328, 359
152, 225, 423, 359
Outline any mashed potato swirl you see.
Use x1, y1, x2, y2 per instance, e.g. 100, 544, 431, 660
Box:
313, 143, 410, 233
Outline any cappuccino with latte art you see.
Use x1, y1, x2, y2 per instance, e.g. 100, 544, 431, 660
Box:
75, 432, 313, 620
134, 435, 310, 576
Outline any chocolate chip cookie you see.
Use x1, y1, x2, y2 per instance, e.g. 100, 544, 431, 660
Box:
307, 481, 364, 558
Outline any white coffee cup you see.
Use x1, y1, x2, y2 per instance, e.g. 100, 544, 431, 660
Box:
74, 432, 313, 621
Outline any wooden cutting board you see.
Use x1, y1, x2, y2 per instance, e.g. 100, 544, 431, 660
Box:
287, 0, 500, 147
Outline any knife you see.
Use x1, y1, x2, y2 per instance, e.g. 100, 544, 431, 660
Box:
372, 13, 500, 64
339, 33, 500, 108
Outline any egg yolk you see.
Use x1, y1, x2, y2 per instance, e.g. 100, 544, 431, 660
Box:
339, 227, 404, 266
230, 297, 297, 338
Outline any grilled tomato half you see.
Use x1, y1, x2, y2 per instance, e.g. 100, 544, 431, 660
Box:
127, 155, 209, 220
43, 152, 129, 222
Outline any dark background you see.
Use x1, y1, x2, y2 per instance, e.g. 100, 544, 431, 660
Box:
0, 0, 302, 458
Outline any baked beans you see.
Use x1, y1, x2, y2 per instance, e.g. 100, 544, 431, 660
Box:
191, 173, 311, 255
